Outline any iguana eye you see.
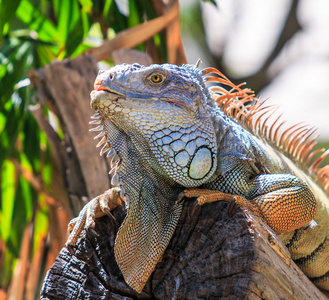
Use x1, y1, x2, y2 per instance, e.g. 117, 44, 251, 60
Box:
149, 73, 165, 84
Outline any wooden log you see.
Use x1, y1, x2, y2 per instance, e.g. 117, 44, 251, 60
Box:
41, 200, 327, 299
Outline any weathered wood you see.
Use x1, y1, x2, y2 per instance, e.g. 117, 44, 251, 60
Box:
41, 200, 327, 299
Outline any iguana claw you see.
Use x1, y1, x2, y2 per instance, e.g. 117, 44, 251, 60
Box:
65, 187, 123, 250
228, 197, 238, 217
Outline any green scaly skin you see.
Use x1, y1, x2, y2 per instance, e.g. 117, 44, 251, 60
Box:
66, 63, 329, 293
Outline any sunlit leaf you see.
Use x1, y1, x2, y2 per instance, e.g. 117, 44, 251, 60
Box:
0, 102, 24, 167
81, 7, 91, 37
103, 0, 113, 19
42, 157, 52, 189
0, 80, 30, 173
64, 12, 92, 57
79, 0, 92, 13
52, 0, 91, 58
68, 42, 91, 58
34, 43, 57, 66
17, 167, 33, 222
33, 198, 48, 255
53, 0, 79, 45
15, 0, 59, 43
104, 1, 128, 33
128, 0, 140, 28
0, 160, 16, 242
0, 40, 31, 104
0, 0, 21, 40
0, 250, 16, 287
6, 173, 33, 257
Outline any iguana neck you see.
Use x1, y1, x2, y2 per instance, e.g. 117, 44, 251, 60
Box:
115, 173, 183, 293
102, 117, 183, 293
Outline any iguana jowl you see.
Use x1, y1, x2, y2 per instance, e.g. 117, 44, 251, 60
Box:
66, 62, 329, 293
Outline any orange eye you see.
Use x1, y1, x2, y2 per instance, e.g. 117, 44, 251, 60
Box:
150, 73, 164, 83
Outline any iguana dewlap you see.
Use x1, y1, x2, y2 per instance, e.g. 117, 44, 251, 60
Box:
66, 62, 329, 293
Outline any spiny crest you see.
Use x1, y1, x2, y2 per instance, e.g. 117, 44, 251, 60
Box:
202, 67, 329, 194
89, 112, 125, 199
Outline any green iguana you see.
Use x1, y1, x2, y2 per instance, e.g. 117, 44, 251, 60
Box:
66, 61, 329, 293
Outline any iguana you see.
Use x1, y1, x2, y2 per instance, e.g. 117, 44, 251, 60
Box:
66, 61, 329, 294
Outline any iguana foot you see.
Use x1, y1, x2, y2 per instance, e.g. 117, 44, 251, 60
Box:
179, 188, 263, 217
66, 187, 123, 252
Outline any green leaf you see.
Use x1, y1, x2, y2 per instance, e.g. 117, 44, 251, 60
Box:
201, 0, 218, 7
15, 0, 59, 43
41, 155, 52, 189
52, 0, 91, 58
134, 0, 157, 20
22, 111, 41, 173
17, 166, 33, 222
128, 0, 141, 28
0, 160, 16, 242
6, 172, 33, 257
0, 0, 21, 40
0, 101, 25, 168
34, 43, 57, 66
0, 250, 16, 287
32, 199, 48, 255
81, 6, 91, 37
104, 1, 128, 33
0, 39, 31, 104
68, 41, 91, 58
53, 0, 79, 45
78, 0, 92, 13
0, 42, 31, 166
103, 0, 113, 19
64, 11, 92, 57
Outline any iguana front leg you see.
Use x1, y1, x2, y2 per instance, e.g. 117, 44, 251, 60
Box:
182, 173, 318, 234
66, 187, 122, 250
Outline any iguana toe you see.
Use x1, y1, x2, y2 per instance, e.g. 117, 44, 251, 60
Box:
65, 187, 123, 249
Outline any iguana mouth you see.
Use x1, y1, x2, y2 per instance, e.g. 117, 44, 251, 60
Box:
90, 88, 125, 111
94, 84, 124, 96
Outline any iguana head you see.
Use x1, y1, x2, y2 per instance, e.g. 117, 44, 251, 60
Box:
90, 63, 217, 188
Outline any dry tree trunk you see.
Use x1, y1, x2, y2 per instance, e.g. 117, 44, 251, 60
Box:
31, 56, 328, 299
41, 200, 328, 300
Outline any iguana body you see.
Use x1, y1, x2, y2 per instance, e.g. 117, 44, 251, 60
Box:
66, 62, 329, 293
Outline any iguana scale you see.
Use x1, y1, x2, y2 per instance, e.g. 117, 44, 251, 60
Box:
66, 62, 329, 293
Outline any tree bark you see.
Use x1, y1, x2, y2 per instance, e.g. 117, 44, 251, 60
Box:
32, 56, 327, 299
40, 200, 327, 299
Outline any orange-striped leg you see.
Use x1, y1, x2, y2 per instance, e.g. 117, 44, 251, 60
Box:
179, 188, 264, 217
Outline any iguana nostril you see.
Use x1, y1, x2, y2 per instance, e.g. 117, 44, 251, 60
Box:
110, 73, 115, 80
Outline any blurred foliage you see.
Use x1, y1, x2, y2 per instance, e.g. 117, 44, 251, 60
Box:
0, 0, 174, 297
